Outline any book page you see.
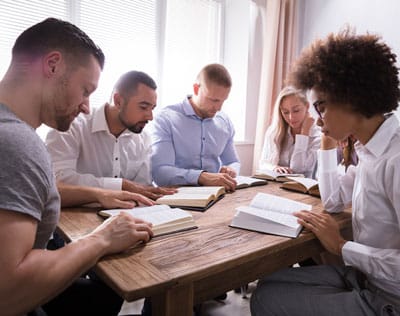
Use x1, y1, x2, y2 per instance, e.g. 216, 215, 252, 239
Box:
235, 206, 300, 228
176, 186, 225, 197
255, 169, 304, 179
286, 177, 318, 190
157, 193, 212, 202
249, 192, 312, 214
100, 205, 193, 226
236, 175, 267, 186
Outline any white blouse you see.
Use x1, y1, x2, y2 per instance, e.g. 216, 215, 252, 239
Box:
259, 124, 321, 178
318, 114, 400, 297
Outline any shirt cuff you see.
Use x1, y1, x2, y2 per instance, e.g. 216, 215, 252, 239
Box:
294, 134, 309, 149
318, 148, 338, 173
102, 178, 123, 190
189, 169, 205, 185
342, 241, 362, 266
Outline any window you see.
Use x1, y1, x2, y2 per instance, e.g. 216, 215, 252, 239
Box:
0, 0, 251, 141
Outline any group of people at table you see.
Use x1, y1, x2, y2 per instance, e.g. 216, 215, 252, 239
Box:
0, 18, 398, 316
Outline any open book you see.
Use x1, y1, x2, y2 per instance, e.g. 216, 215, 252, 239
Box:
281, 177, 320, 197
156, 186, 225, 211
253, 169, 304, 182
235, 175, 268, 190
98, 204, 197, 237
230, 192, 312, 238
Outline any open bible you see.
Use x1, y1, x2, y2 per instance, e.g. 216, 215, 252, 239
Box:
235, 175, 268, 189
98, 204, 197, 237
156, 186, 226, 211
230, 192, 312, 238
253, 169, 304, 182
281, 177, 320, 197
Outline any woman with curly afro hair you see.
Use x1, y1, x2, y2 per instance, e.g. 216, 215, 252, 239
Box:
251, 29, 400, 316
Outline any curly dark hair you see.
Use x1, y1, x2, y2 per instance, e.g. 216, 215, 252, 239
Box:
288, 29, 400, 117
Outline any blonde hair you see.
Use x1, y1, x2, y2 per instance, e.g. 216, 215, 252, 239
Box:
265, 86, 308, 164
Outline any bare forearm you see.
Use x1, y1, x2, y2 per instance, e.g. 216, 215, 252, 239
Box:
58, 182, 103, 207
1, 235, 106, 315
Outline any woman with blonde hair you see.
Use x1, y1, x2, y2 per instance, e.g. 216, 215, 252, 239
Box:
259, 86, 321, 178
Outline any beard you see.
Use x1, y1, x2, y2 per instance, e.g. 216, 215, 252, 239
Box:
118, 113, 147, 134
51, 74, 76, 132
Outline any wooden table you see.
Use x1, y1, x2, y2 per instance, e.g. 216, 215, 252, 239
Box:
57, 182, 352, 316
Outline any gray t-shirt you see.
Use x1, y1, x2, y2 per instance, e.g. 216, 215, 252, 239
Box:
0, 104, 60, 249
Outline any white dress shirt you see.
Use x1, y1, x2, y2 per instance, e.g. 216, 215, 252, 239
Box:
318, 114, 400, 297
260, 124, 321, 178
46, 103, 152, 190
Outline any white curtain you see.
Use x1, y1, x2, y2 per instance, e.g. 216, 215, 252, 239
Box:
252, 0, 300, 173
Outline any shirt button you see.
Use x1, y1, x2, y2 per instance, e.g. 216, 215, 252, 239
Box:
115, 157, 119, 160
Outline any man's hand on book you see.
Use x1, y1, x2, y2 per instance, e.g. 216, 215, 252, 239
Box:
294, 210, 346, 256
219, 165, 237, 178
122, 179, 177, 200
90, 212, 154, 255
198, 171, 237, 192
95, 188, 154, 209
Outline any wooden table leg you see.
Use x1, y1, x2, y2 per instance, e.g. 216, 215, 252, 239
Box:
152, 283, 193, 316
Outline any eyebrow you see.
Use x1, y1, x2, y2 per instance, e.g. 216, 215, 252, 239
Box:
139, 101, 156, 107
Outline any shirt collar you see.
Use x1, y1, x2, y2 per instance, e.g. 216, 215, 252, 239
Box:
91, 103, 109, 133
355, 113, 399, 159
182, 96, 198, 117
181, 95, 217, 121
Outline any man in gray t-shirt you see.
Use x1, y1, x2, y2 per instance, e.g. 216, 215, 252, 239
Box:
0, 104, 59, 249
0, 18, 154, 316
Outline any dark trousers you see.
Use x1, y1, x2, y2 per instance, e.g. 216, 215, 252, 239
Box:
251, 265, 399, 316
41, 276, 123, 316
33, 232, 123, 316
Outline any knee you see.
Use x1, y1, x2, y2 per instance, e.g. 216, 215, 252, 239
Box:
250, 284, 272, 316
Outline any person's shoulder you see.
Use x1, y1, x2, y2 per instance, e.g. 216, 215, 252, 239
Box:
215, 111, 234, 126
1, 120, 48, 165
155, 102, 186, 123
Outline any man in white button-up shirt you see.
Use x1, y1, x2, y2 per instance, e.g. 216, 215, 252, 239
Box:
46, 71, 175, 200
251, 31, 400, 315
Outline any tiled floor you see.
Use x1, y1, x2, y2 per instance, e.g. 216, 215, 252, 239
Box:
118, 282, 256, 316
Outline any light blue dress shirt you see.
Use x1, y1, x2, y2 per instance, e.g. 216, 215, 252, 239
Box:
151, 96, 240, 186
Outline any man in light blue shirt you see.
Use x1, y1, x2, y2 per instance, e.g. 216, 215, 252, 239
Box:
151, 64, 240, 191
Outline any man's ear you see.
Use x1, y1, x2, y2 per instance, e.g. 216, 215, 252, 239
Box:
193, 83, 200, 95
113, 92, 123, 109
43, 51, 62, 77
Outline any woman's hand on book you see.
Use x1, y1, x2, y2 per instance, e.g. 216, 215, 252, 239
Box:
294, 210, 346, 256
274, 166, 293, 174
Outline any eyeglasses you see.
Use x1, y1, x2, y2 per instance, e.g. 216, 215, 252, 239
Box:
313, 100, 326, 120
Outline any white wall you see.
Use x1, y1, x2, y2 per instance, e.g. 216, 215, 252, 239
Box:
298, 0, 400, 118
